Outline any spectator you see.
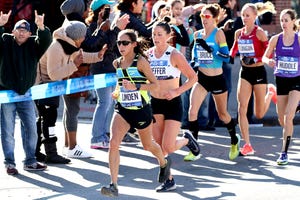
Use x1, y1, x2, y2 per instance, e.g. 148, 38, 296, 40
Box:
112, 0, 151, 39
0, 11, 51, 175
43, 20, 107, 158
60, 0, 90, 22
82, 0, 130, 149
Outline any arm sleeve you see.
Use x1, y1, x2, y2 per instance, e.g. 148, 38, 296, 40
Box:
82, 52, 102, 64
0, 26, 5, 49
182, 6, 194, 18
215, 43, 230, 63
262, 40, 268, 51
81, 26, 106, 52
35, 27, 52, 59
230, 40, 239, 57
127, 14, 152, 39
173, 25, 190, 46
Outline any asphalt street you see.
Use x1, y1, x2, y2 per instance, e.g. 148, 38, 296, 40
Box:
0, 120, 299, 200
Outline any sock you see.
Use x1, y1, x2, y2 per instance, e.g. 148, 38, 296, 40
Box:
188, 120, 199, 139
225, 118, 237, 144
161, 159, 167, 168
284, 136, 291, 153
112, 183, 118, 189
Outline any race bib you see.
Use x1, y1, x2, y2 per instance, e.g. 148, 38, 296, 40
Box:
196, 45, 213, 64
150, 60, 169, 80
238, 39, 255, 57
277, 56, 298, 74
119, 88, 142, 108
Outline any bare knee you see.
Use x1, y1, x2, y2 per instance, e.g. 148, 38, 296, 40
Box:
189, 109, 198, 120
162, 144, 175, 154
278, 118, 284, 127
285, 112, 295, 124
255, 111, 264, 119
238, 105, 248, 117
109, 137, 121, 150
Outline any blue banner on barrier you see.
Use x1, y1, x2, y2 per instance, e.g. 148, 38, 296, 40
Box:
0, 73, 117, 104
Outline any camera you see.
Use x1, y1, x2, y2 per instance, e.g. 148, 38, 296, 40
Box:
163, 16, 176, 24
102, 6, 110, 21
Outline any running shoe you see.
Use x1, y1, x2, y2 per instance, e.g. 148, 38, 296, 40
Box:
62, 146, 68, 156
183, 131, 200, 156
6, 164, 18, 175
183, 151, 201, 161
24, 162, 47, 171
156, 178, 177, 192
229, 134, 241, 160
240, 143, 255, 156
158, 156, 171, 183
67, 145, 92, 158
277, 152, 288, 165
122, 133, 139, 143
90, 141, 109, 149
267, 84, 277, 104
101, 183, 118, 197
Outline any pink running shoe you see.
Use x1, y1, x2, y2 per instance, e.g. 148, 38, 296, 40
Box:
240, 143, 255, 156
267, 84, 277, 104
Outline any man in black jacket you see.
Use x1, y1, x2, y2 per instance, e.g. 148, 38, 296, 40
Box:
0, 10, 51, 175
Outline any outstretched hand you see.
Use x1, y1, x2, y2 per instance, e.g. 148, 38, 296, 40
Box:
0, 10, 11, 26
116, 14, 130, 30
98, 44, 108, 59
74, 49, 84, 67
34, 10, 45, 30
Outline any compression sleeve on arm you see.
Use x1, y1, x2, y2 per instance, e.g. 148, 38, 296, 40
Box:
230, 40, 239, 57
215, 43, 230, 63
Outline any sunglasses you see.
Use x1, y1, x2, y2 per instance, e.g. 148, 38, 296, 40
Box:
200, 14, 213, 19
117, 40, 132, 46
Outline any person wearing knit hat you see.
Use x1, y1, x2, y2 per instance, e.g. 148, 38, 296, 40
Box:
60, 0, 89, 22
35, 18, 108, 160
65, 21, 87, 41
90, 0, 113, 11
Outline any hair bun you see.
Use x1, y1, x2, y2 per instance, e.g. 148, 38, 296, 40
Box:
163, 16, 171, 23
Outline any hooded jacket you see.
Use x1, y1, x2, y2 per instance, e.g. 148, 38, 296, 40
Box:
36, 26, 102, 84
0, 26, 51, 95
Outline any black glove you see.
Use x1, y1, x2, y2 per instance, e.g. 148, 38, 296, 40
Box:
190, 61, 198, 72
242, 56, 255, 65
196, 38, 213, 53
